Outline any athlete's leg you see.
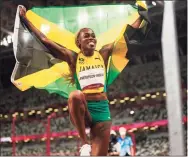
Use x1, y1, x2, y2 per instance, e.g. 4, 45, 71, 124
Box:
90, 121, 112, 156
68, 90, 92, 145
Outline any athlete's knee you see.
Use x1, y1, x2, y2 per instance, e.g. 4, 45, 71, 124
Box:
69, 90, 85, 102
68, 90, 86, 110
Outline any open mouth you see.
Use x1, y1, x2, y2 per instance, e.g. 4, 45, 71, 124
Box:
88, 41, 95, 47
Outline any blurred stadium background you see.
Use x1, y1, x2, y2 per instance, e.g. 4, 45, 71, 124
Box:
0, 0, 187, 156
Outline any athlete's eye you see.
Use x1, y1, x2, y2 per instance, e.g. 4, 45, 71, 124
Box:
84, 33, 90, 38
91, 33, 96, 38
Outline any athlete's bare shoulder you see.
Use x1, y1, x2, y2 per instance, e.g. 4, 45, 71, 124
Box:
67, 50, 78, 70
99, 43, 114, 64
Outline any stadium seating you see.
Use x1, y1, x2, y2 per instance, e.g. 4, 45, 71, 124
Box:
0, 57, 187, 156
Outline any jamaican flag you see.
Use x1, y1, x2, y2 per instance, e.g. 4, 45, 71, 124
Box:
11, 1, 148, 99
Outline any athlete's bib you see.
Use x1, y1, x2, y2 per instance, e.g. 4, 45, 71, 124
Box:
76, 51, 106, 94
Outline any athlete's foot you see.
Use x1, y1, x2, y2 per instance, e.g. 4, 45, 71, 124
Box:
80, 144, 91, 156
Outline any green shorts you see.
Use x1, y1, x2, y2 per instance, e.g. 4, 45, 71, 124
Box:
87, 100, 111, 124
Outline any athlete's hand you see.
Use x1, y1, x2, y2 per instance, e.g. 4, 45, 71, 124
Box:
19, 6, 27, 17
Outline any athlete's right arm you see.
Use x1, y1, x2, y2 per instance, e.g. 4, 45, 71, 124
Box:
19, 6, 72, 63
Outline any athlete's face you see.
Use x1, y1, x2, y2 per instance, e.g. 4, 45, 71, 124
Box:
78, 28, 97, 56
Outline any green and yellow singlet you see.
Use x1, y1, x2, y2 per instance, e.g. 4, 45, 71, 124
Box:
74, 51, 107, 94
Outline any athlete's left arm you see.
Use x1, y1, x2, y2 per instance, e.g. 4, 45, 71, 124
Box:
99, 1, 150, 64
99, 17, 141, 62
99, 43, 114, 66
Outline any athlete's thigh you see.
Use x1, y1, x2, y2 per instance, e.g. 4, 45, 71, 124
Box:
68, 96, 92, 127
90, 121, 112, 156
